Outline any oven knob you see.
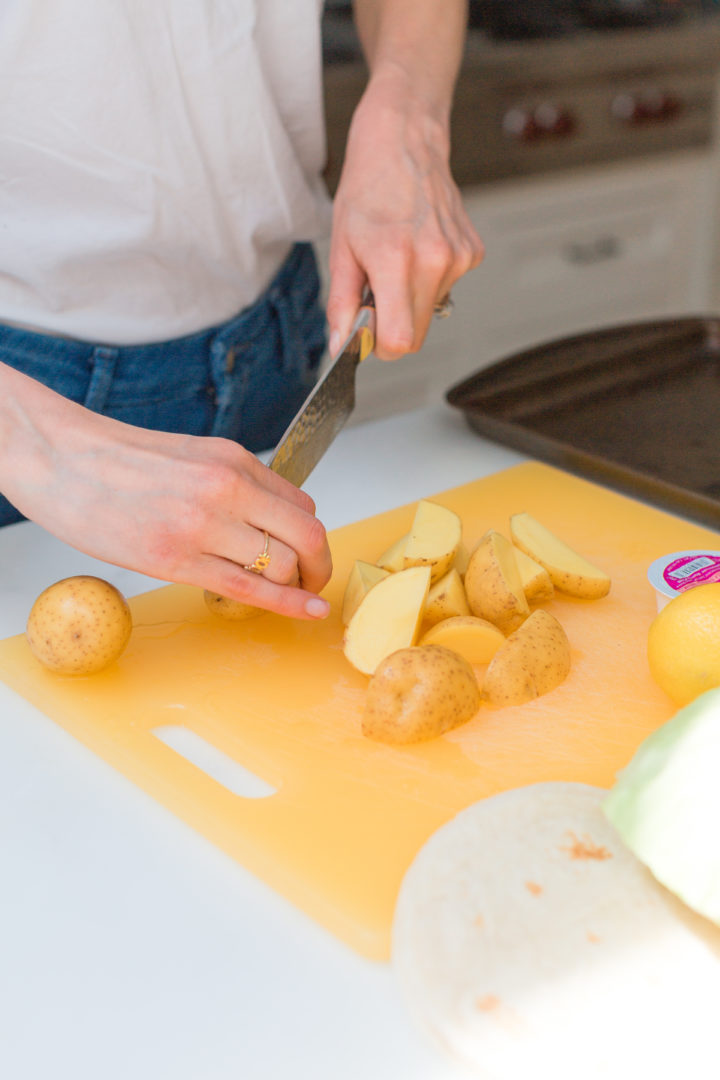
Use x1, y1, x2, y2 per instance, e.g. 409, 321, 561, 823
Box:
611, 90, 682, 124
501, 107, 539, 141
657, 92, 681, 119
533, 102, 576, 136
611, 92, 641, 123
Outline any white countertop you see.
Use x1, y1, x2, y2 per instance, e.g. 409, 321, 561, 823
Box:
0, 403, 525, 1080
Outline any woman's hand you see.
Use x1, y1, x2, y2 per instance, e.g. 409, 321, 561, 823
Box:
326, 63, 484, 361
0, 364, 332, 620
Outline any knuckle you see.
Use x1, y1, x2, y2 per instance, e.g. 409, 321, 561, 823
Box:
270, 545, 299, 584
464, 235, 485, 271
221, 572, 257, 603
325, 293, 344, 323
297, 490, 317, 516
145, 526, 189, 577
420, 235, 453, 275
191, 460, 238, 505
301, 513, 329, 557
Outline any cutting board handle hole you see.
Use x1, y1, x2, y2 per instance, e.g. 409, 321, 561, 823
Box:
152, 725, 277, 799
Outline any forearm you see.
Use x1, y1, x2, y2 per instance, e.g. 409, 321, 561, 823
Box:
353, 0, 468, 122
0, 362, 52, 506
0, 361, 332, 618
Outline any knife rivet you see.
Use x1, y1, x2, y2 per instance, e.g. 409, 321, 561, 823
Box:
225, 348, 236, 374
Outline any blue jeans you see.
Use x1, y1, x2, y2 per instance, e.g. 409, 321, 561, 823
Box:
0, 243, 326, 526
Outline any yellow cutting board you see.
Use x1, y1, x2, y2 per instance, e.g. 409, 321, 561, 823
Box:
2, 463, 719, 961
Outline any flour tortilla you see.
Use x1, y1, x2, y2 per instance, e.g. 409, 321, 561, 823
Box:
392, 783, 720, 1080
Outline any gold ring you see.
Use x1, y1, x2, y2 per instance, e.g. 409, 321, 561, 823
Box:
243, 531, 271, 574
434, 293, 454, 319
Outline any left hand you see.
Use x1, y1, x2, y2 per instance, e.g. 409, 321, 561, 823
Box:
326, 69, 484, 361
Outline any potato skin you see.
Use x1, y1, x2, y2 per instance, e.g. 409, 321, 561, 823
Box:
464, 530, 529, 634
510, 512, 610, 600
26, 575, 132, 675
362, 644, 480, 745
204, 591, 262, 621
482, 609, 571, 708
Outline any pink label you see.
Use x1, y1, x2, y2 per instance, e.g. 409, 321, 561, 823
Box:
662, 554, 720, 593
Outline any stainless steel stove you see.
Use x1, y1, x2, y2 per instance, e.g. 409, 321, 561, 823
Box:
322, 2, 720, 191
320, 2, 720, 427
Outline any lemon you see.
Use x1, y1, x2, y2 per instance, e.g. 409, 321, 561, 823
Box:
647, 582, 720, 705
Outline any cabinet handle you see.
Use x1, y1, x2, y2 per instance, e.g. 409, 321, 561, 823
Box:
562, 235, 623, 265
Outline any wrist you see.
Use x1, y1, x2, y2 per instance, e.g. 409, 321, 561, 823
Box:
363, 58, 454, 129
350, 65, 453, 170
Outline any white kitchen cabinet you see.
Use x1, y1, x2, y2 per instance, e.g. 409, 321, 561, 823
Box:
316, 148, 717, 424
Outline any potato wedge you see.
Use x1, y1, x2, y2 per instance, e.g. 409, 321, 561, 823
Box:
512, 545, 554, 603
342, 560, 390, 625
377, 532, 409, 573
422, 568, 470, 628
344, 566, 431, 676
363, 644, 480, 744
420, 615, 506, 665
510, 512, 610, 600
402, 500, 462, 584
464, 530, 530, 634
482, 608, 571, 707
454, 543, 470, 580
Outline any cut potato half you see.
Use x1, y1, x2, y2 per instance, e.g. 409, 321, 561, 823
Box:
482, 608, 571, 707
510, 512, 610, 600
343, 566, 431, 676
342, 560, 390, 625
402, 500, 462, 584
363, 644, 480, 745
420, 615, 506, 665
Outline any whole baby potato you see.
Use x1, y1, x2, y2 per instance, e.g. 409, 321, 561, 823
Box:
362, 644, 480, 745
26, 575, 133, 675
203, 590, 263, 621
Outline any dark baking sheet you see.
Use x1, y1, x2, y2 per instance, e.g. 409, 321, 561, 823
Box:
446, 316, 720, 528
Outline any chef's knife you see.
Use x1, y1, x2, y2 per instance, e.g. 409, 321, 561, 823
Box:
268, 293, 376, 487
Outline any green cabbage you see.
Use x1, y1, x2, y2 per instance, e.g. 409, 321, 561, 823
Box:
602, 687, 720, 926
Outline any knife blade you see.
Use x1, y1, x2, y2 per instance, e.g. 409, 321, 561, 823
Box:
268, 294, 376, 487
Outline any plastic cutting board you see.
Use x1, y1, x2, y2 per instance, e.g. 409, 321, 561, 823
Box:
2, 463, 719, 961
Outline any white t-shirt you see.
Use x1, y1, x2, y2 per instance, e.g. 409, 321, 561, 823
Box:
0, 0, 333, 344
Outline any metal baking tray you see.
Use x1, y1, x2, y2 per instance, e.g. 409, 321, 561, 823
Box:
446, 316, 720, 528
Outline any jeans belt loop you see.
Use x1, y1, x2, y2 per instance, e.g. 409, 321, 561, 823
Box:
85, 346, 119, 413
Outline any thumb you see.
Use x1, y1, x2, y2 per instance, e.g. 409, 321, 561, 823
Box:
326, 246, 366, 358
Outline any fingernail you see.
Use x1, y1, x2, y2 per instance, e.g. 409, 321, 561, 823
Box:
306, 597, 330, 619
329, 330, 341, 357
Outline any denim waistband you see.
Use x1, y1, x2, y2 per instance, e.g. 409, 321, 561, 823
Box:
0, 242, 323, 414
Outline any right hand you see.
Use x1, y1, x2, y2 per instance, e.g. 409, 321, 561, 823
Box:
0, 366, 333, 620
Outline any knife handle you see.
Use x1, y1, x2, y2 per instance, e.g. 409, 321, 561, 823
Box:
354, 287, 376, 362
